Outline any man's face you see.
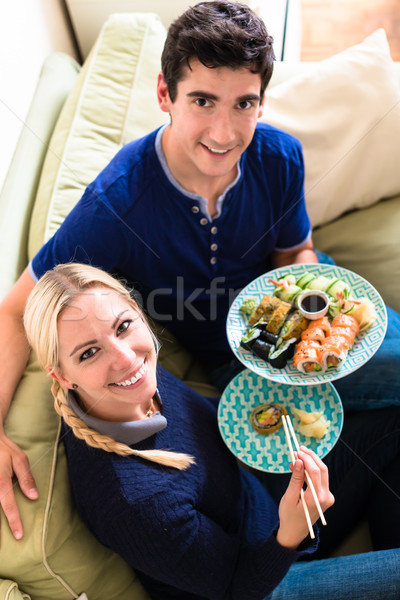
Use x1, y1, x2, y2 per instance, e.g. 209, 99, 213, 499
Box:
157, 58, 265, 186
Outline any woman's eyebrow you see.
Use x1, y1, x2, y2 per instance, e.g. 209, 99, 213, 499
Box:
69, 310, 130, 356
70, 339, 97, 357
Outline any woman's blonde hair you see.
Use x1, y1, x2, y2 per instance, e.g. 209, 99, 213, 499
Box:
24, 263, 195, 470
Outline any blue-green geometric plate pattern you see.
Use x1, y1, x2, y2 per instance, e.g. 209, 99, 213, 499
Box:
218, 369, 343, 473
226, 264, 387, 386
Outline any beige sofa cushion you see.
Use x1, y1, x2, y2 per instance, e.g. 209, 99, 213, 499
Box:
312, 194, 400, 312
28, 12, 168, 258
263, 29, 400, 227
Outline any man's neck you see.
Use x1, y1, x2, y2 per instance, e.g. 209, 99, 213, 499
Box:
161, 125, 238, 216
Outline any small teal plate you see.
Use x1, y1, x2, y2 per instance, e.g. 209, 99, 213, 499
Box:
217, 368, 343, 473
226, 264, 387, 386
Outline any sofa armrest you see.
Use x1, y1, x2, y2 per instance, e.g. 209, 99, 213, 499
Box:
0, 52, 80, 300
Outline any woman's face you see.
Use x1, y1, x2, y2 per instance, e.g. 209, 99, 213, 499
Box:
53, 287, 158, 422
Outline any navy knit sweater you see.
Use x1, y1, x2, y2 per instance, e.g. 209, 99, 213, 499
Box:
62, 367, 316, 600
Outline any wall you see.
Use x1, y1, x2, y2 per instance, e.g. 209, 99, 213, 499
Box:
0, 0, 79, 191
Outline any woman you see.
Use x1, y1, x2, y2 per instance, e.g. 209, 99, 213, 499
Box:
23, 263, 400, 600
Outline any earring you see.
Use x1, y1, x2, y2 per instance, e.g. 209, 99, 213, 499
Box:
72, 383, 78, 390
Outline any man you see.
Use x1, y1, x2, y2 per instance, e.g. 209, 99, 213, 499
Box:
0, 0, 398, 541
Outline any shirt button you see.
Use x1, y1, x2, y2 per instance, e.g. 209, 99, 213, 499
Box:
210, 257, 217, 265
211, 226, 218, 234
211, 243, 218, 251
200, 218, 208, 225
191, 206, 199, 213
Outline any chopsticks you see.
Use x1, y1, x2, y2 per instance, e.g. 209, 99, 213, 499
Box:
282, 414, 327, 540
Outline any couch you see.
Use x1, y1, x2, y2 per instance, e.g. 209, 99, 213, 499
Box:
0, 11, 399, 600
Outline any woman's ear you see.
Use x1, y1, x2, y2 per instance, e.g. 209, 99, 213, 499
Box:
46, 367, 72, 389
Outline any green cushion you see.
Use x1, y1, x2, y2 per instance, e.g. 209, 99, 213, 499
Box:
1, 354, 149, 600
0, 580, 30, 600
312, 194, 400, 312
28, 13, 168, 259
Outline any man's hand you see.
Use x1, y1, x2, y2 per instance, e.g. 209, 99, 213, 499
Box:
271, 238, 318, 268
0, 431, 38, 539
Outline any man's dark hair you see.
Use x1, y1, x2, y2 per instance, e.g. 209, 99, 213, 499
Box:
161, 1, 275, 102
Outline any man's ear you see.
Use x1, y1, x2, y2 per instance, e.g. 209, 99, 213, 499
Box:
258, 92, 266, 119
157, 72, 172, 113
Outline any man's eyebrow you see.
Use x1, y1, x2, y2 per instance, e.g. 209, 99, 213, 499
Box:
186, 91, 261, 103
187, 90, 219, 101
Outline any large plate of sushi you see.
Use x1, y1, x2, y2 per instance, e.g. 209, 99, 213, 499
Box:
226, 264, 387, 386
218, 368, 343, 473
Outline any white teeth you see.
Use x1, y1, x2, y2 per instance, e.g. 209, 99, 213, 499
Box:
207, 146, 228, 154
115, 364, 145, 386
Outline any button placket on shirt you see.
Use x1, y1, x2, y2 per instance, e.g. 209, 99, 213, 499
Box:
192, 206, 219, 269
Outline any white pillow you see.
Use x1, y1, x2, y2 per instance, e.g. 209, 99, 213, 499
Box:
262, 29, 400, 227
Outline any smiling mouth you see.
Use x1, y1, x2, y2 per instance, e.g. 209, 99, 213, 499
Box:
203, 144, 231, 155
113, 362, 146, 387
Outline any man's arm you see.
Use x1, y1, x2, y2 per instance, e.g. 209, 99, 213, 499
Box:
0, 267, 38, 540
270, 238, 318, 268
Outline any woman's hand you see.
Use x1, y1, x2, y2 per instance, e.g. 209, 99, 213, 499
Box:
0, 430, 38, 540
276, 447, 335, 550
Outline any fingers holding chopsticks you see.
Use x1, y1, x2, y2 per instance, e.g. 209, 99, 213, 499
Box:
296, 445, 335, 514
294, 447, 335, 518
276, 416, 335, 550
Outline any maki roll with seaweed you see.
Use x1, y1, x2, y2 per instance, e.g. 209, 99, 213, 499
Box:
268, 338, 297, 369
251, 339, 274, 361
259, 330, 280, 345
240, 327, 261, 351
251, 403, 288, 435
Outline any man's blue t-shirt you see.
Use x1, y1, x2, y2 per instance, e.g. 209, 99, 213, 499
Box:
30, 122, 310, 366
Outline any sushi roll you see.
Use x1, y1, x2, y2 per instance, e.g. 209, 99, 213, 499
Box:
307, 275, 331, 292
269, 338, 297, 369
274, 284, 302, 305
251, 339, 274, 361
259, 330, 280, 345
249, 294, 280, 325
279, 311, 309, 340
293, 340, 324, 373
329, 326, 356, 347
312, 316, 331, 335
250, 403, 288, 435
240, 327, 261, 351
266, 300, 292, 334
320, 336, 348, 369
331, 313, 360, 337
301, 325, 327, 344
325, 278, 351, 299
296, 271, 316, 289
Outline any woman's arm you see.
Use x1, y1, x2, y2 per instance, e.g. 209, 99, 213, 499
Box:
0, 268, 38, 540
